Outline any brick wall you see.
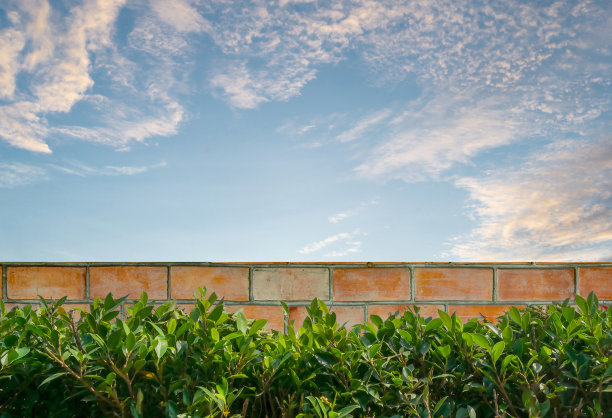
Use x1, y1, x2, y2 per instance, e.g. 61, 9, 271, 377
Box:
2, 263, 611, 332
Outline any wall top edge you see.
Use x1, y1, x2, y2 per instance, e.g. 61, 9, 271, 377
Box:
1, 261, 612, 267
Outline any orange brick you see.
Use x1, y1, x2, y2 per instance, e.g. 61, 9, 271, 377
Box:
288, 305, 365, 329
332, 305, 365, 327
415, 268, 493, 301
225, 305, 284, 332
578, 267, 612, 299
252, 268, 329, 301
448, 305, 519, 322
7, 266, 86, 300
287, 306, 308, 328
90, 266, 167, 300
368, 304, 444, 319
498, 269, 574, 301
171, 266, 249, 301
333, 268, 410, 301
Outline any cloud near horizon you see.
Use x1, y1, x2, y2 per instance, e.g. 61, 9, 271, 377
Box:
449, 139, 612, 261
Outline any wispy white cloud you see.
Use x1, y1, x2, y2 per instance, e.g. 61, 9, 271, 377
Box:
299, 232, 351, 254
210, 62, 272, 109
328, 212, 355, 224
203, 0, 411, 108
324, 241, 362, 258
127, 17, 190, 57
198, 0, 610, 115
0, 0, 190, 154
0, 103, 51, 153
276, 113, 349, 149
0, 15, 25, 99
276, 122, 316, 136
50, 160, 167, 177
0, 0, 126, 152
448, 138, 612, 261
299, 229, 364, 258
0, 162, 47, 188
53, 100, 184, 150
328, 199, 378, 223
336, 109, 392, 143
208, 0, 611, 195
210, 58, 319, 109
4, 0, 607, 160
353, 96, 523, 181
104, 161, 167, 175
151, 0, 209, 33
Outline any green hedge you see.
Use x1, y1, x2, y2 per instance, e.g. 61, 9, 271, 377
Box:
1, 290, 610, 417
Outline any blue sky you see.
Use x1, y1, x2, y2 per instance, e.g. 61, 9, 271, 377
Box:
0, 0, 611, 261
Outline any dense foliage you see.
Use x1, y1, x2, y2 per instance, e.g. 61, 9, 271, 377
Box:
0, 289, 610, 417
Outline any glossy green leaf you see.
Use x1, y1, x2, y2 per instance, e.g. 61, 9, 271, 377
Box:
39, 372, 68, 387
167, 318, 177, 335
154, 337, 168, 359
491, 341, 505, 364
508, 306, 521, 324
471, 333, 491, 351
425, 318, 443, 332
235, 311, 248, 335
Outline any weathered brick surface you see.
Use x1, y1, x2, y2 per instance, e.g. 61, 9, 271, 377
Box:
368, 304, 444, 319
333, 268, 410, 301
253, 268, 329, 301
171, 266, 249, 300
288, 305, 365, 329
90, 266, 167, 299
224, 305, 285, 332
498, 269, 574, 301
7, 266, 86, 300
578, 267, 612, 299
414, 268, 493, 301
448, 305, 520, 322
